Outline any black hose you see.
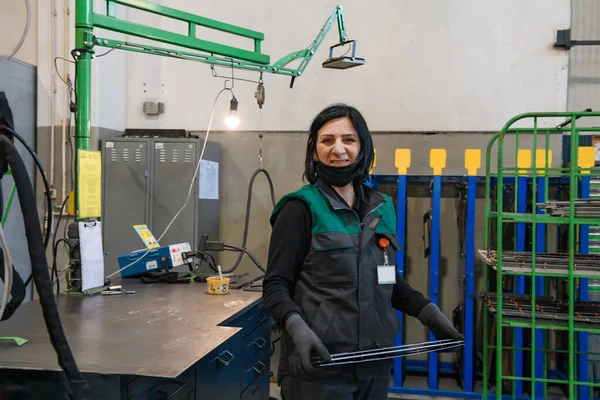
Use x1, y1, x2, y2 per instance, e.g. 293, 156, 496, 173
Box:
5, 127, 52, 250
1, 126, 54, 290
222, 168, 276, 274
0, 135, 87, 399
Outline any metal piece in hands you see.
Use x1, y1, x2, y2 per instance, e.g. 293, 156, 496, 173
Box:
311, 339, 464, 367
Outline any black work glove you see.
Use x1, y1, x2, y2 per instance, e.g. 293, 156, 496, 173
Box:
418, 303, 464, 351
285, 313, 331, 375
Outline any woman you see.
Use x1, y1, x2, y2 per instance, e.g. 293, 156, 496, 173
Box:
262, 104, 462, 400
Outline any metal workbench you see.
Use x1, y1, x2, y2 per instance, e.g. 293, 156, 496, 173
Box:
0, 281, 272, 400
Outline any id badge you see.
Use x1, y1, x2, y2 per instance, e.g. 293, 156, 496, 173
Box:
377, 265, 396, 285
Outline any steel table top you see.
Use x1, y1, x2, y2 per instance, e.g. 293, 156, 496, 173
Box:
0, 281, 262, 378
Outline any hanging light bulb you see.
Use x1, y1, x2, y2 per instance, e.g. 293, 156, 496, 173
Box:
224, 96, 240, 129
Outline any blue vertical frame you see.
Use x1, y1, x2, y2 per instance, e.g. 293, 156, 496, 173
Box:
515, 176, 527, 396
429, 175, 441, 389
463, 175, 476, 392
578, 175, 590, 400
394, 174, 408, 387
535, 176, 545, 397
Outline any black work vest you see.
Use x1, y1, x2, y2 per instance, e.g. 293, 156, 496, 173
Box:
271, 180, 401, 379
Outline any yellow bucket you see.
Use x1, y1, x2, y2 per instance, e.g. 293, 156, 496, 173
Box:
206, 277, 230, 295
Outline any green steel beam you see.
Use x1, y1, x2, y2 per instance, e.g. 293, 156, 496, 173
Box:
107, 0, 265, 40
93, 14, 270, 65
93, 38, 301, 76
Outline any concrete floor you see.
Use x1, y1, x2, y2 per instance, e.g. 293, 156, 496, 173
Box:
269, 375, 571, 400
269, 376, 468, 400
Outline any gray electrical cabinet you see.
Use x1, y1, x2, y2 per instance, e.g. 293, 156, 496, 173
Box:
101, 137, 221, 276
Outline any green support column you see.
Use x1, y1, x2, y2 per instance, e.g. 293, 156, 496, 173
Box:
75, 0, 93, 220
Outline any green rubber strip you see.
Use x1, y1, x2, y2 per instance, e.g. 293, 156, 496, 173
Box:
0, 337, 28, 346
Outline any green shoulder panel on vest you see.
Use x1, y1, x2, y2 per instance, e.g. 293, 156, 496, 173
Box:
272, 184, 397, 236
374, 193, 397, 234
272, 184, 359, 235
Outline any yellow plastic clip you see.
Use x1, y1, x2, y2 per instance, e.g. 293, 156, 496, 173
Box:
517, 149, 532, 175
464, 149, 481, 176
578, 146, 595, 175
535, 149, 553, 175
430, 149, 446, 176
395, 149, 411, 175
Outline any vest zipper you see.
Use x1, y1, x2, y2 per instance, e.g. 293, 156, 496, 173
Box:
354, 202, 383, 350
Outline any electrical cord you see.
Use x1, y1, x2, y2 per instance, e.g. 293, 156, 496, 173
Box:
0, 223, 13, 321
220, 168, 276, 274
0, 135, 87, 398
105, 87, 232, 280
2, 127, 53, 251
222, 243, 266, 273
0, 0, 31, 61
2, 126, 54, 290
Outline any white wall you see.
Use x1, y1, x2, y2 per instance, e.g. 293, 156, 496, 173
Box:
0, 0, 37, 66
118, 0, 570, 132
33, 0, 571, 131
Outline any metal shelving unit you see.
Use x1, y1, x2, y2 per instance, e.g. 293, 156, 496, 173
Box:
482, 112, 600, 399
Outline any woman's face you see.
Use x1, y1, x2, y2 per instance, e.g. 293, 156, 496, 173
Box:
314, 117, 361, 167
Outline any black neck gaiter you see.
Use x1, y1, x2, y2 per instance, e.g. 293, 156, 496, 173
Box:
316, 161, 362, 187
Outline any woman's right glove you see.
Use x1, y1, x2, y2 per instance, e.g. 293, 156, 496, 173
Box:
285, 313, 331, 374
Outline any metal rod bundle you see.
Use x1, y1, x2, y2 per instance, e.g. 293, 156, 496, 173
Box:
478, 249, 600, 277
536, 199, 600, 217
480, 292, 600, 326
312, 339, 464, 367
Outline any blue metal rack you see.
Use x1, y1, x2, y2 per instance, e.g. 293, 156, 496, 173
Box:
578, 175, 590, 400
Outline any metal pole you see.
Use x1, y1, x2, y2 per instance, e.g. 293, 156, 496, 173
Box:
463, 175, 476, 392
394, 174, 408, 388
578, 174, 590, 400
74, 0, 93, 220
429, 174, 441, 390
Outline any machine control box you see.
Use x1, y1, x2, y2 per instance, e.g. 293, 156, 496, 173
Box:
118, 242, 192, 278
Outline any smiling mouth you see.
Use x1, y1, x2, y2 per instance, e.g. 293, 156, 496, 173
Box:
330, 160, 350, 165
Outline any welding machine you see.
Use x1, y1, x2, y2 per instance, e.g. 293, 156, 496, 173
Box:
118, 242, 192, 278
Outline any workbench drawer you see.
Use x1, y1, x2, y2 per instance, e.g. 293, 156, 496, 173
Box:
241, 366, 270, 400
225, 303, 271, 337
241, 323, 271, 389
196, 332, 242, 399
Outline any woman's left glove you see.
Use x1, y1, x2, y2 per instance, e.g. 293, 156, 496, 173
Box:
418, 303, 464, 341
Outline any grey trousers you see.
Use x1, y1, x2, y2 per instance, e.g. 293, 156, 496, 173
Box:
280, 367, 391, 400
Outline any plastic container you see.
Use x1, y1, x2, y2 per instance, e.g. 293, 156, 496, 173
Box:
206, 276, 230, 295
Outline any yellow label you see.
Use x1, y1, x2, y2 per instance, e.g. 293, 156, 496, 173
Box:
77, 150, 102, 218
578, 146, 595, 175
395, 149, 411, 175
133, 224, 160, 249
464, 149, 481, 176
517, 149, 531, 175
430, 149, 446, 176
68, 191, 75, 216
535, 149, 553, 175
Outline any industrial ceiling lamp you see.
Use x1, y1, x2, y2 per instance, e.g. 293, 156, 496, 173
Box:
224, 95, 240, 129
322, 40, 365, 70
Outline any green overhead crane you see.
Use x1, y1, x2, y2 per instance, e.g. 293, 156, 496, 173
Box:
71, 0, 364, 289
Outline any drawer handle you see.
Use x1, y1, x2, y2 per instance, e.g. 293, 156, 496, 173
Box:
214, 350, 235, 367
254, 312, 268, 323
248, 361, 266, 374
250, 337, 267, 349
